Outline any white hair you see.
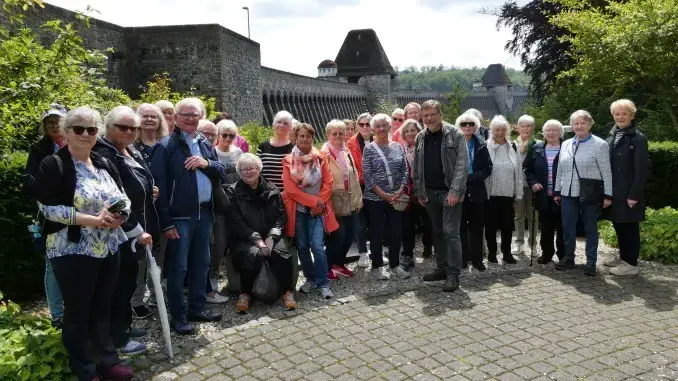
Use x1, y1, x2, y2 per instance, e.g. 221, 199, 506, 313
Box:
569, 110, 595, 126
489, 115, 510, 132
400, 118, 422, 133
456, 113, 481, 132
370, 113, 392, 128
103, 105, 140, 136
517, 114, 536, 127
272, 110, 294, 126
325, 119, 347, 135
542, 119, 564, 137
137, 103, 169, 138
155, 100, 174, 111
464, 108, 483, 121
356, 112, 372, 123
236, 153, 263, 176
197, 119, 216, 131
60, 106, 102, 134
175, 97, 205, 117
216, 119, 238, 135
391, 108, 405, 118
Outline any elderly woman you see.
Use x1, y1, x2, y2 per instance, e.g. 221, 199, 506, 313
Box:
362, 113, 410, 280
23, 104, 67, 327
257, 110, 294, 190
213, 112, 249, 153
94, 106, 159, 355
227, 153, 297, 313
321, 120, 362, 279
134, 103, 168, 168
513, 114, 540, 255
389, 107, 405, 140
605, 99, 649, 276
484, 116, 523, 264
554, 110, 613, 275
465, 108, 489, 141
524, 120, 565, 264
458, 113, 492, 271
343, 119, 356, 143
282, 123, 338, 298
33, 107, 135, 381
392, 102, 422, 144
346, 112, 373, 267
155, 100, 175, 133
197, 119, 218, 146
399, 118, 432, 270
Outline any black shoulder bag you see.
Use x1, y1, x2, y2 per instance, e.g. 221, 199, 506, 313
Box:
572, 142, 604, 205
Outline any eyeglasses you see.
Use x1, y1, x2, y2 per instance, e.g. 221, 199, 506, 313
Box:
358, 122, 370, 127
69, 126, 98, 136
422, 112, 440, 119
221, 133, 236, 139
140, 114, 159, 120
114, 124, 140, 133
393, 118, 404, 123
331, 132, 345, 137
241, 167, 258, 173
460, 122, 476, 128
177, 113, 201, 120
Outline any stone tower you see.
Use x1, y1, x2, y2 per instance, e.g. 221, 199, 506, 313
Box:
481, 64, 514, 116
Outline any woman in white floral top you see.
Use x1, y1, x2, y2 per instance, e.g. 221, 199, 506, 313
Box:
34, 106, 135, 381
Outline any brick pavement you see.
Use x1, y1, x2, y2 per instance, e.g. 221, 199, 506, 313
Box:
135, 266, 678, 381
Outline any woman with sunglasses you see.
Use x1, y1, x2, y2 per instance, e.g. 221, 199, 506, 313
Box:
389, 108, 405, 140
33, 106, 135, 381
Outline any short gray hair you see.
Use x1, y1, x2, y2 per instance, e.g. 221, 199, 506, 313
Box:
489, 115, 510, 132
404, 102, 421, 112
103, 105, 140, 136
236, 153, 263, 176
569, 110, 595, 127
400, 119, 422, 133
456, 113, 481, 132
391, 108, 404, 118
464, 108, 483, 121
542, 119, 564, 137
325, 119, 346, 135
216, 119, 238, 135
60, 106, 102, 134
370, 113, 392, 129
137, 103, 169, 138
272, 110, 294, 126
175, 97, 205, 117
197, 119, 216, 132
155, 100, 174, 111
517, 114, 536, 127
356, 112, 372, 123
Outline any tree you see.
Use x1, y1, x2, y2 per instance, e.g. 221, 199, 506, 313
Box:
441, 84, 469, 122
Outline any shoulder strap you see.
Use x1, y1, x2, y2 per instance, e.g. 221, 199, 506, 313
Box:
511, 142, 517, 152
54, 154, 64, 177
371, 142, 394, 189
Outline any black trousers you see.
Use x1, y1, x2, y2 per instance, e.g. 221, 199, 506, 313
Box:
365, 199, 402, 269
233, 243, 295, 298
110, 249, 140, 348
402, 202, 433, 258
461, 198, 485, 265
484, 196, 514, 257
51, 253, 120, 381
539, 209, 564, 260
613, 222, 640, 266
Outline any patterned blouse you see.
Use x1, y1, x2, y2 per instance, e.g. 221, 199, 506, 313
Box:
362, 141, 408, 202
40, 159, 130, 259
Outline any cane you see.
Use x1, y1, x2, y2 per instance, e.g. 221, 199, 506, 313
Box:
530, 192, 537, 267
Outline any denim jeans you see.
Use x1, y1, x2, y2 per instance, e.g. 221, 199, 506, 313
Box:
364, 199, 402, 269
327, 213, 356, 267
561, 196, 599, 265
425, 189, 463, 279
166, 210, 213, 320
45, 258, 64, 320
295, 211, 329, 288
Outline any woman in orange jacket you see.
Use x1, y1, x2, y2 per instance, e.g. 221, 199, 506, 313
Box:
282, 123, 338, 300
345, 112, 372, 265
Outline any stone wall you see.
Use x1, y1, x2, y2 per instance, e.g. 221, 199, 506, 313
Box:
393, 89, 448, 108
218, 28, 261, 124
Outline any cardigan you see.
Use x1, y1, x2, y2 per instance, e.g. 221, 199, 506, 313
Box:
554, 134, 613, 198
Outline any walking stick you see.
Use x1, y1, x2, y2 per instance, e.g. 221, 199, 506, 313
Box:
530, 192, 537, 267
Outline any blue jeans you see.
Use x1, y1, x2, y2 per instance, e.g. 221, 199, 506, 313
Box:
561, 196, 599, 265
166, 211, 213, 320
45, 258, 64, 320
295, 211, 329, 288
327, 213, 356, 267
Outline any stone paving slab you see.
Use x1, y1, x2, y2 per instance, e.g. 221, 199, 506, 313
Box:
134, 267, 678, 380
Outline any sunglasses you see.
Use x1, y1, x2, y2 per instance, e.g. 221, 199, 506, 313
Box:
393, 118, 404, 123
114, 124, 140, 133
221, 133, 236, 139
358, 122, 370, 127
70, 126, 98, 136
331, 132, 345, 137
460, 122, 476, 128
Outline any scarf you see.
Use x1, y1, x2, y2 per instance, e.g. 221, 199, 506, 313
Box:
326, 143, 349, 190
404, 143, 415, 173
467, 137, 475, 174
290, 146, 322, 188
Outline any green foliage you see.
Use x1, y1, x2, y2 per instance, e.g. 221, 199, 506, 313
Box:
373, 99, 400, 115
2, 0, 44, 24
238, 122, 273, 151
0, 291, 75, 381
646, 141, 678, 209
135, 73, 218, 120
599, 207, 678, 264
440, 84, 470, 122
397, 66, 529, 91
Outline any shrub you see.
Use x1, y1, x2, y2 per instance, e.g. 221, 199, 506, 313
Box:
0, 291, 75, 381
599, 207, 678, 264
135, 73, 218, 120
646, 141, 678, 209
239, 122, 273, 151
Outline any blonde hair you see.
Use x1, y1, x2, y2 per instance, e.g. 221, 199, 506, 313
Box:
569, 110, 595, 127
325, 119, 347, 135
610, 99, 637, 115
542, 119, 564, 137
137, 103, 169, 138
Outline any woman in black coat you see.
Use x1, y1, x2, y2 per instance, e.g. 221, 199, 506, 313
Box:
523, 120, 565, 264
457, 113, 492, 271
604, 99, 649, 276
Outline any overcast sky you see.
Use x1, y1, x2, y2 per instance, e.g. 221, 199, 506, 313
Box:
47, 0, 525, 78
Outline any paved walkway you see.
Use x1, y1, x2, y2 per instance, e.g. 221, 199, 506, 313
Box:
136, 265, 678, 381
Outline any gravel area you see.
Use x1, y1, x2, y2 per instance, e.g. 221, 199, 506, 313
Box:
21, 234, 670, 361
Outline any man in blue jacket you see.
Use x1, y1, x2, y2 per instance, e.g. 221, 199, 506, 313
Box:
151, 98, 226, 334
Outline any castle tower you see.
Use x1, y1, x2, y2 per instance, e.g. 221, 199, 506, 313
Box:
481, 64, 514, 116
317, 59, 338, 78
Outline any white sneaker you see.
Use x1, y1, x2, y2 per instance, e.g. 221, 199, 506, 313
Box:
371, 266, 390, 280
511, 243, 524, 255
357, 253, 370, 268
209, 277, 218, 292
299, 280, 314, 293
383, 256, 390, 266
609, 261, 639, 276
320, 287, 333, 299
206, 292, 228, 304
390, 265, 411, 279
604, 257, 622, 267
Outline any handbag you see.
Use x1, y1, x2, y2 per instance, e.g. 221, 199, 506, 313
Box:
252, 261, 279, 303
371, 142, 410, 211
331, 190, 353, 216
572, 142, 604, 205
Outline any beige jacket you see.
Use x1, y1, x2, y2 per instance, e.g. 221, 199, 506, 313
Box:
322, 144, 363, 216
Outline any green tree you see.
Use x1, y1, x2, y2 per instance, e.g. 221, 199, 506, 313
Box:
135, 73, 218, 119
441, 84, 470, 122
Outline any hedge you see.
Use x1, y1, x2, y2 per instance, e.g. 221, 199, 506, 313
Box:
646, 141, 678, 209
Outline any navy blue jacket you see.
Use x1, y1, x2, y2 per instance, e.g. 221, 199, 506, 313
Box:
465, 134, 492, 203
523, 141, 561, 211
151, 129, 225, 231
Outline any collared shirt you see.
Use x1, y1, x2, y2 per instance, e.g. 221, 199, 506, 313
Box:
182, 131, 212, 204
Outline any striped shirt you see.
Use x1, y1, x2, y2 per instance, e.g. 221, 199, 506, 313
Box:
545, 146, 560, 195
257, 141, 293, 190
362, 141, 408, 202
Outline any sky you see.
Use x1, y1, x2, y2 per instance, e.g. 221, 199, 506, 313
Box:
47, 0, 525, 78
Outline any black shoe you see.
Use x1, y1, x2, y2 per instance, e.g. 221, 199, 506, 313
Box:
51, 318, 63, 329
132, 305, 151, 319
442, 278, 460, 292
187, 310, 222, 322
555, 259, 575, 271
537, 256, 553, 265
423, 269, 446, 282
401, 255, 415, 271
472, 262, 487, 272
423, 246, 433, 258
584, 264, 596, 276
171, 319, 195, 335
128, 327, 147, 338
488, 254, 498, 263
503, 254, 517, 264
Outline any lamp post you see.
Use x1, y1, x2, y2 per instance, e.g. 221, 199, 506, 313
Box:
242, 6, 250, 39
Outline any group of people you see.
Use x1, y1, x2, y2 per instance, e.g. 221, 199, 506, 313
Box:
23, 95, 648, 381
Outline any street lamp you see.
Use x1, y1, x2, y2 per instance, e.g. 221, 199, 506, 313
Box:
242, 6, 250, 39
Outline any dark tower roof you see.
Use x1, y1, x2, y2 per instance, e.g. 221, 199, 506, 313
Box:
318, 59, 337, 68
481, 64, 512, 86
334, 29, 395, 77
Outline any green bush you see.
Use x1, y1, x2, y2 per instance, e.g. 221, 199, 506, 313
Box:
239, 122, 273, 151
0, 152, 42, 301
599, 207, 678, 264
135, 73, 218, 119
647, 141, 678, 209
0, 291, 75, 381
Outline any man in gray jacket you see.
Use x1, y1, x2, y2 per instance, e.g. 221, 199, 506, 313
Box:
413, 100, 469, 292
